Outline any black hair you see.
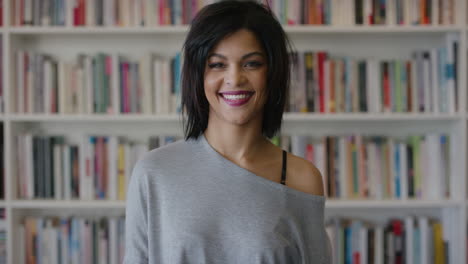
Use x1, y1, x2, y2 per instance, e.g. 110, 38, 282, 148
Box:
181, 0, 293, 140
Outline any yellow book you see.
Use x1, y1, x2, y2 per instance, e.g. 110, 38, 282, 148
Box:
432, 221, 445, 264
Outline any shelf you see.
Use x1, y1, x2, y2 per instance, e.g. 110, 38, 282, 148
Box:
325, 199, 462, 209
8, 199, 460, 209
6, 25, 462, 35
7, 113, 462, 122
11, 200, 126, 209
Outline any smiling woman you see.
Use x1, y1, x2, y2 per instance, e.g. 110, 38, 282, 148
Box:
124, 1, 331, 264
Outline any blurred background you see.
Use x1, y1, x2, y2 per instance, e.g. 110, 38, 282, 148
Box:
3, 0, 468, 263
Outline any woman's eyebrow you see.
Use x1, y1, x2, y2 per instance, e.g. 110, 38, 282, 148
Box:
207, 51, 265, 60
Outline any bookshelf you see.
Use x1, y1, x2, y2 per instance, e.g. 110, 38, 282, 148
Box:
3, 0, 468, 263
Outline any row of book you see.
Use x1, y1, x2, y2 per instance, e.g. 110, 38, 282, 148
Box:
15, 133, 180, 200
288, 34, 458, 113
9, 0, 456, 27
326, 216, 451, 264
277, 134, 450, 200
13, 51, 182, 115
262, 0, 456, 26
19, 216, 125, 264
10, 0, 218, 27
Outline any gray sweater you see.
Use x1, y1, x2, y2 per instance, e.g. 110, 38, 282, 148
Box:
124, 134, 331, 264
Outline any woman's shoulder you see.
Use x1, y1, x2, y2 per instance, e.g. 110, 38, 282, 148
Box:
284, 150, 325, 197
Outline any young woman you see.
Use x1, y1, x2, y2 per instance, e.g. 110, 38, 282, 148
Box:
124, 1, 331, 263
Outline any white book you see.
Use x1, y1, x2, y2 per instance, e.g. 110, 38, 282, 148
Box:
53, 143, 63, 200
104, 0, 116, 26
18, 225, 26, 264
403, 0, 411, 25
399, 143, 408, 200
63, 146, 71, 200
22, 133, 33, 199
65, 0, 74, 27
109, 218, 118, 264
314, 141, 326, 196
375, 225, 384, 264
360, 225, 368, 264
145, 0, 155, 27
422, 52, 431, 112
430, 49, 439, 113
418, 216, 430, 264
432, 0, 439, 25
291, 135, 308, 159
86, 0, 95, 26
386, 0, 395, 25
50, 224, 58, 264
405, 216, 414, 264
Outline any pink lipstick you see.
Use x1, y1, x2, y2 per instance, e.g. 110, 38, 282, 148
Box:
219, 91, 254, 107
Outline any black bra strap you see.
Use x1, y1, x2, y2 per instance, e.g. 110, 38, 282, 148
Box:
281, 150, 287, 185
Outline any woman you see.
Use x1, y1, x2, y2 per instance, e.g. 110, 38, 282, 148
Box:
124, 1, 331, 263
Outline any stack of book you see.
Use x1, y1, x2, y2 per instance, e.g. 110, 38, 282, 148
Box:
326, 216, 450, 264
13, 51, 182, 114
264, 0, 456, 26
277, 134, 450, 200
287, 33, 458, 113
15, 133, 180, 200
19, 216, 125, 264
10, 0, 218, 26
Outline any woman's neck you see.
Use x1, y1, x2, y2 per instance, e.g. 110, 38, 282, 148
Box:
203, 116, 269, 165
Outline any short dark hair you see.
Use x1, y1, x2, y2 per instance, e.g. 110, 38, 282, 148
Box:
181, 0, 293, 140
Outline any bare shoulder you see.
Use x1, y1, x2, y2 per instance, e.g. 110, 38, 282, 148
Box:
286, 152, 325, 197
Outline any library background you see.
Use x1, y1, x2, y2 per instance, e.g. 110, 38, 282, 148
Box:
1, 0, 467, 263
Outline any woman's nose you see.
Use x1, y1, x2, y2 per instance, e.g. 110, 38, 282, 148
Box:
224, 65, 246, 87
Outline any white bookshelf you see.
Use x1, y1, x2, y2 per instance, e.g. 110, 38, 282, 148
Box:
3, 0, 468, 264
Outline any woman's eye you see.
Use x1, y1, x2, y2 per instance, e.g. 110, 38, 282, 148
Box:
245, 61, 263, 68
208, 63, 224, 69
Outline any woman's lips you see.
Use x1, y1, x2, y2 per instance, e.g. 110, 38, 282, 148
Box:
218, 91, 254, 107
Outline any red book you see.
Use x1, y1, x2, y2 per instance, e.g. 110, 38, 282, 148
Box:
383, 62, 390, 112
317, 52, 326, 113
392, 220, 404, 264
123, 62, 130, 113
73, 0, 80, 26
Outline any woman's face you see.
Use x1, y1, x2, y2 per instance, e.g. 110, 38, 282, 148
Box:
204, 29, 268, 127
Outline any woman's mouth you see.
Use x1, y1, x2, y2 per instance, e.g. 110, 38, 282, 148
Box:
218, 91, 254, 107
